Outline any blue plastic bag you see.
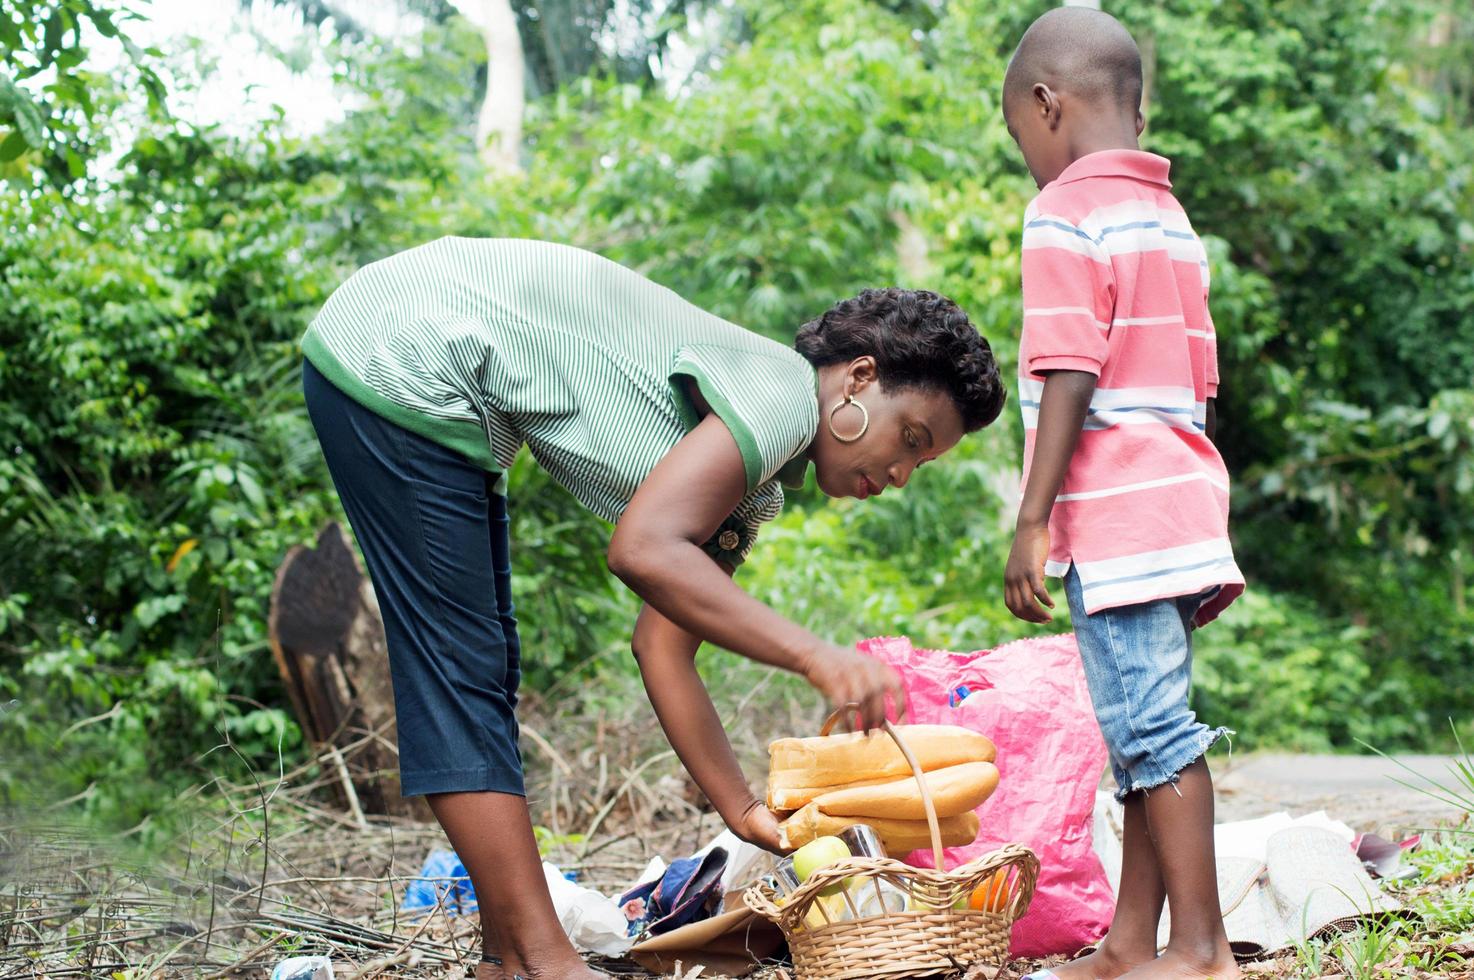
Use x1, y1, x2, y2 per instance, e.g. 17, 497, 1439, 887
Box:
402, 849, 478, 915
402, 850, 589, 917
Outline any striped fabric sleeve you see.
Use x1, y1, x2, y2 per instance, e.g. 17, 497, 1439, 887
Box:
670, 344, 818, 492
1020, 213, 1115, 376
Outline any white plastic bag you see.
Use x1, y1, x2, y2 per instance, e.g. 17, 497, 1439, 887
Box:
542, 862, 634, 956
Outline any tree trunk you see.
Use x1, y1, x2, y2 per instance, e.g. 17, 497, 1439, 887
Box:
891, 210, 934, 285
476, 0, 525, 174
268, 522, 431, 822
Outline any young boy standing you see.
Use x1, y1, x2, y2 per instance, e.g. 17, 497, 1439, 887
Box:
1000, 9, 1244, 980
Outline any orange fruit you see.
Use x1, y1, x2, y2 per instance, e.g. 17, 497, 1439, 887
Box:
968, 868, 1010, 912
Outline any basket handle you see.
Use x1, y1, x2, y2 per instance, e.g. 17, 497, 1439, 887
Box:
819, 703, 945, 871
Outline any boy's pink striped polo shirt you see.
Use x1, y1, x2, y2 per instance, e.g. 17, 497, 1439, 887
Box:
1018, 149, 1244, 623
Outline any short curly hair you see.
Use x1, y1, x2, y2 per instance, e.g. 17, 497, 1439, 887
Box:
795, 288, 1006, 432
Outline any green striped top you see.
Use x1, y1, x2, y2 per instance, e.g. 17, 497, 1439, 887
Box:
301, 237, 819, 565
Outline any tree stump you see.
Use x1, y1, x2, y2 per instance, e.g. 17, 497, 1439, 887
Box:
268, 522, 431, 822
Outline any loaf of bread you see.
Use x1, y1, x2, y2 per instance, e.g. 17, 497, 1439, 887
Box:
779, 803, 981, 853
768, 724, 997, 791
810, 761, 999, 820
768, 772, 901, 811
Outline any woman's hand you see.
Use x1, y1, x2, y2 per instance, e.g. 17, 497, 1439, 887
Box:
802, 643, 906, 731
633, 604, 792, 856
731, 798, 786, 854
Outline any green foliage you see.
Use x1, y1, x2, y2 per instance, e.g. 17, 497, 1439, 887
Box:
1118, 0, 1474, 407
506, 458, 638, 689
0, 0, 166, 185
1288, 831, 1474, 978
515, 0, 713, 96
1229, 389, 1474, 729
525, 0, 957, 331
0, 16, 615, 819
0, 154, 338, 823
1193, 591, 1424, 751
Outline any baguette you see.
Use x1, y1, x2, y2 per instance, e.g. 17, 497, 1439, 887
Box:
811, 761, 999, 820
779, 804, 981, 854
768, 724, 997, 791
768, 771, 902, 811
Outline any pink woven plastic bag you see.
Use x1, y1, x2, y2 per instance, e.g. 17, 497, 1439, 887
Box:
857, 634, 1113, 958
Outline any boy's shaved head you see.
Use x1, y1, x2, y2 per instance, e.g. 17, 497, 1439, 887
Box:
1003, 7, 1143, 117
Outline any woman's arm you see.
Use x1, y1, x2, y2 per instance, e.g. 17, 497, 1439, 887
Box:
607, 412, 903, 728
631, 600, 783, 851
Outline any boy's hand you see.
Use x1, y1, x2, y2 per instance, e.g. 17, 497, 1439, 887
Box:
1004, 521, 1055, 623
802, 644, 906, 732
1005, 369, 1094, 624
731, 798, 786, 854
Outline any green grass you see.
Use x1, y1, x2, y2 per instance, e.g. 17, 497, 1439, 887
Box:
1281, 829, 1474, 979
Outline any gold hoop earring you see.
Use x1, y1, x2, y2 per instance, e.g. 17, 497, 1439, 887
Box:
827, 395, 869, 443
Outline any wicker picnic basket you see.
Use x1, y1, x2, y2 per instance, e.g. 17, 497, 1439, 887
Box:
743, 708, 1039, 980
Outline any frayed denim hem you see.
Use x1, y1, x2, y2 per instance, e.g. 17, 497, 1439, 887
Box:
1113, 725, 1234, 802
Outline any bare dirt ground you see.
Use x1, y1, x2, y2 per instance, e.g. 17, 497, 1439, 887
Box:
1213, 753, 1467, 833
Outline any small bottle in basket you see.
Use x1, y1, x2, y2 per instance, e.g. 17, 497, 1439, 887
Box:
836, 824, 885, 859
834, 824, 909, 919
771, 860, 801, 902
848, 879, 909, 918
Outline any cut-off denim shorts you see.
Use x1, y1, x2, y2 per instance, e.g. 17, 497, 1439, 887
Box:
303, 359, 525, 798
1063, 565, 1231, 802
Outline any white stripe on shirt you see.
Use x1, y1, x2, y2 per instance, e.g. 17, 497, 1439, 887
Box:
1055, 471, 1230, 502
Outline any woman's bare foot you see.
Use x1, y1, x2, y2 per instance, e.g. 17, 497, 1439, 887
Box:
1116, 946, 1239, 980
494, 950, 606, 980
428, 793, 608, 980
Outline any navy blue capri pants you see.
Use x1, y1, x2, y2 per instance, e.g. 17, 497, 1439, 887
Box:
303, 359, 525, 797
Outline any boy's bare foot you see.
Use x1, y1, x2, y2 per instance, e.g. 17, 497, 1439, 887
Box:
1043, 939, 1157, 979
1116, 946, 1239, 980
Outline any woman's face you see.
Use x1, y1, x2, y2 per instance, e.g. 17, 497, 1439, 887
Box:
810, 357, 967, 500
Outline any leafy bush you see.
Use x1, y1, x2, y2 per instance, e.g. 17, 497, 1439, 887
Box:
1192, 591, 1424, 751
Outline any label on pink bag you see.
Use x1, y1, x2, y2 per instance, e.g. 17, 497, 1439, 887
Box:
858, 634, 1114, 958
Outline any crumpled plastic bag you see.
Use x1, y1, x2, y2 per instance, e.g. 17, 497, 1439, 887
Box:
401, 849, 478, 915
401, 850, 631, 957
544, 861, 634, 956
858, 634, 1114, 957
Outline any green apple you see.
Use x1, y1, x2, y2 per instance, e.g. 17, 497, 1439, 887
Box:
792, 836, 852, 896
